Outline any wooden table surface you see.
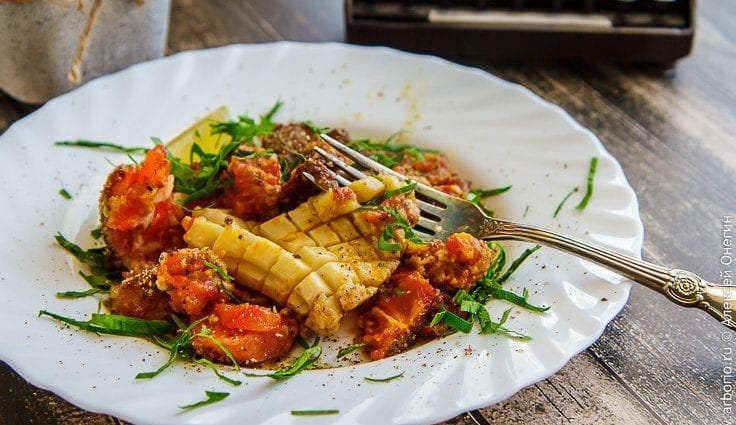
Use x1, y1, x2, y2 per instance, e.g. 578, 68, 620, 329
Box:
1, 1, 734, 424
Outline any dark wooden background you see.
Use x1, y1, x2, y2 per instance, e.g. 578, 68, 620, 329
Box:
1, 1, 734, 424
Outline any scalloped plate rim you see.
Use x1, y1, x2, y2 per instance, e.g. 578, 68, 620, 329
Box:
0, 42, 643, 425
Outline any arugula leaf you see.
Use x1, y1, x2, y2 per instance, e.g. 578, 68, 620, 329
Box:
575, 156, 598, 211
88, 313, 173, 335
167, 102, 283, 205
179, 391, 230, 410
479, 308, 531, 340
210, 101, 282, 143
430, 242, 544, 340
368, 152, 400, 168
55, 140, 149, 154
244, 345, 322, 380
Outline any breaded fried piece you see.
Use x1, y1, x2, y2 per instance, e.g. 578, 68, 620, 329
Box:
110, 267, 171, 321
359, 270, 441, 360
404, 232, 493, 292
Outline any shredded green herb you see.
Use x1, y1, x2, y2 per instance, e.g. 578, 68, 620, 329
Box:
236, 148, 276, 159
55, 140, 149, 154
279, 151, 307, 182
165, 102, 282, 205
244, 345, 322, 380
496, 245, 541, 284
56, 288, 101, 299
296, 336, 321, 350
466, 186, 511, 202
203, 260, 241, 303
54, 234, 121, 296
203, 260, 234, 281
430, 242, 544, 339
553, 187, 578, 218
210, 101, 282, 143
59, 188, 72, 200
54, 233, 106, 271
484, 242, 506, 279
179, 391, 230, 410
90, 227, 103, 239
296, 336, 310, 350
78, 271, 115, 291
336, 343, 366, 359
346, 138, 438, 168
291, 410, 340, 416
193, 358, 242, 387
383, 181, 417, 199
479, 284, 548, 313
302, 120, 330, 135
429, 309, 473, 333
358, 206, 425, 252
136, 317, 241, 384
39, 310, 173, 337
364, 371, 404, 383
465, 185, 511, 216
575, 156, 598, 211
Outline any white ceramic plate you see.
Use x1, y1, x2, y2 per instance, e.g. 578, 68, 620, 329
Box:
0, 42, 642, 425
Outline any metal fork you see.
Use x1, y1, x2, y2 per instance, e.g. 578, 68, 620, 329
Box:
315, 133, 735, 332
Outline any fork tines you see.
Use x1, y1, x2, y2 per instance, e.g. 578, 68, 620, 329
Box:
315, 134, 458, 239
317, 134, 454, 205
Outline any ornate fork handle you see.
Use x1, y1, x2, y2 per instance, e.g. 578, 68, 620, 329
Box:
480, 218, 736, 331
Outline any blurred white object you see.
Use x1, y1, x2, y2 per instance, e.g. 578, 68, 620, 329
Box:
0, 0, 170, 104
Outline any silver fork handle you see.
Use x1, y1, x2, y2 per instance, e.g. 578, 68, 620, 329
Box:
480, 218, 736, 331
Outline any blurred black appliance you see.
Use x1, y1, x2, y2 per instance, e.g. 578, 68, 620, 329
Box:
345, 0, 695, 65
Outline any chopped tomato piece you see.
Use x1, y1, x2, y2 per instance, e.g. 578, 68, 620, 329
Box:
192, 303, 298, 365
157, 248, 229, 319
100, 145, 185, 270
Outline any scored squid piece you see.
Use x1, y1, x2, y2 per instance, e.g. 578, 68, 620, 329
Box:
182, 176, 410, 334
